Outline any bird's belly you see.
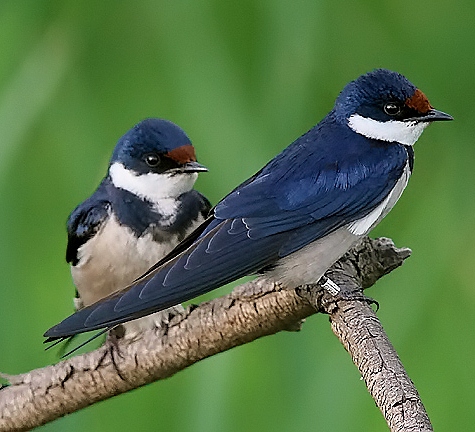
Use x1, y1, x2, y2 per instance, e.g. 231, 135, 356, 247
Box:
265, 227, 361, 288
72, 217, 179, 306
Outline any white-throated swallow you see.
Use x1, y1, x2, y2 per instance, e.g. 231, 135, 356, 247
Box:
63, 118, 210, 338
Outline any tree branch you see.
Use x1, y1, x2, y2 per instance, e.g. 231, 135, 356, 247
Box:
0, 237, 432, 432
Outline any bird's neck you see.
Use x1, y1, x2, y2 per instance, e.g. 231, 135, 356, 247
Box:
347, 114, 429, 145
109, 162, 198, 205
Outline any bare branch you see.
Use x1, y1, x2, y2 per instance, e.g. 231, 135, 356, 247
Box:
300, 238, 432, 432
0, 237, 431, 432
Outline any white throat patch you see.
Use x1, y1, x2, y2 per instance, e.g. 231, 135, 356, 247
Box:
109, 162, 198, 208
348, 114, 429, 146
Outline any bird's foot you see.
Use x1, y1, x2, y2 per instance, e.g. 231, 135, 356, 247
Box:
109, 304, 186, 342
320, 276, 379, 310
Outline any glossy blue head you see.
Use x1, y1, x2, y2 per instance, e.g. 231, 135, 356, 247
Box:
110, 118, 207, 175
108, 118, 207, 202
333, 69, 453, 145
335, 69, 417, 121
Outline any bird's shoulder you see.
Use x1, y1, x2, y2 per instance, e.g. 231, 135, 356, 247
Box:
178, 189, 212, 220
215, 115, 410, 227
66, 179, 112, 264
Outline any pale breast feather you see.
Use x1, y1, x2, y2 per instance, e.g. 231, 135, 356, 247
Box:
347, 161, 411, 235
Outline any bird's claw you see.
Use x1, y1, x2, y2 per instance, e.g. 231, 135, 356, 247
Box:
321, 276, 379, 311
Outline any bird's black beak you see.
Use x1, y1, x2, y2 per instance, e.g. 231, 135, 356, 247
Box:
411, 108, 454, 123
179, 161, 208, 173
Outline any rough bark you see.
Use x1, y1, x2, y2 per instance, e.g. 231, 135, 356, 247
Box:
0, 237, 432, 432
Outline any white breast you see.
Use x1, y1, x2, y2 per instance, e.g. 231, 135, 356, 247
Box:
72, 212, 205, 337
72, 215, 179, 306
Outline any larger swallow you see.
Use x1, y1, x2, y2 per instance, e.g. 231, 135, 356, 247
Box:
45, 69, 452, 341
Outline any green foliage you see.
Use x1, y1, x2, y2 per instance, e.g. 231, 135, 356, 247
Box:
0, 1, 473, 430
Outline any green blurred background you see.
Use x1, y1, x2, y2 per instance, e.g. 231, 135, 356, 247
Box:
0, 0, 473, 430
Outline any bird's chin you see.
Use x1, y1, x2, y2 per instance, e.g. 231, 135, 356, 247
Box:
348, 114, 427, 146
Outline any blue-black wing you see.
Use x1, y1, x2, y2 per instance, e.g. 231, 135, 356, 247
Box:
65, 181, 111, 266
45, 118, 411, 338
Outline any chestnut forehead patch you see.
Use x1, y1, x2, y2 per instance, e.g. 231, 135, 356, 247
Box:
405, 89, 432, 114
166, 144, 197, 164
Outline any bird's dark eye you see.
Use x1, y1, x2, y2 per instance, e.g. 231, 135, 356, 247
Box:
383, 102, 402, 116
145, 153, 160, 167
